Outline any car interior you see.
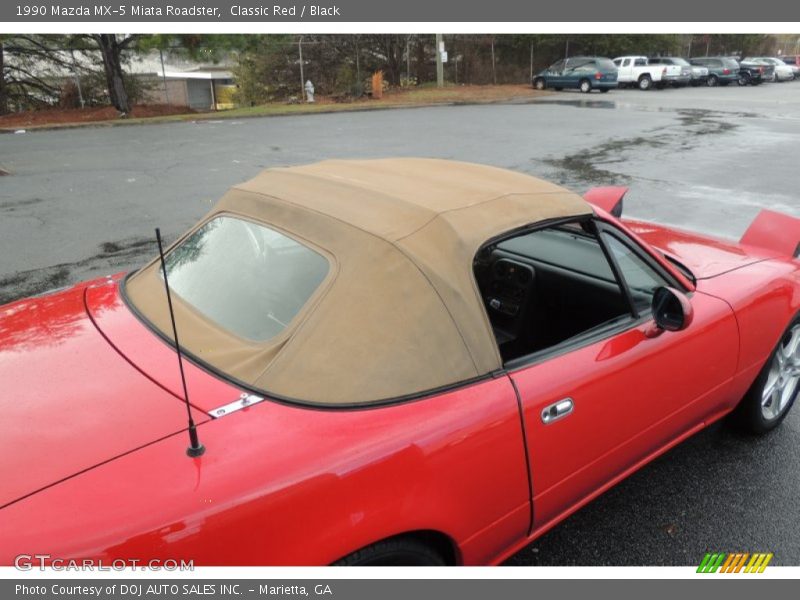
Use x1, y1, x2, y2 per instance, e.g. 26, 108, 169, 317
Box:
474, 219, 667, 364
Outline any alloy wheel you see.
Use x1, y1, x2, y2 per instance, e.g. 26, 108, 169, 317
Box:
762, 324, 800, 421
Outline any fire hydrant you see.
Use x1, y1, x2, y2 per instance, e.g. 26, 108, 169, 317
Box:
304, 80, 315, 103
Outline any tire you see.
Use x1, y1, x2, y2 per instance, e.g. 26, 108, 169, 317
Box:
707, 74, 719, 87
334, 536, 446, 566
533, 78, 546, 91
579, 79, 592, 93
731, 317, 800, 434
638, 75, 652, 90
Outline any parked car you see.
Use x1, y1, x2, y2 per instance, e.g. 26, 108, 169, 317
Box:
689, 57, 740, 86
647, 57, 695, 86
2, 159, 800, 566
780, 55, 800, 77
532, 56, 618, 93
613, 55, 683, 89
737, 59, 774, 85
745, 57, 796, 82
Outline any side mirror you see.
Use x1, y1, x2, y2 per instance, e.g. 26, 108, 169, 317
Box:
647, 286, 694, 337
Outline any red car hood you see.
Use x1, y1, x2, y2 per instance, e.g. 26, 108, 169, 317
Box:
625, 219, 769, 279
0, 280, 208, 508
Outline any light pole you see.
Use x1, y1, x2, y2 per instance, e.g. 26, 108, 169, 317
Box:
298, 36, 305, 102
436, 34, 444, 87
159, 48, 170, 106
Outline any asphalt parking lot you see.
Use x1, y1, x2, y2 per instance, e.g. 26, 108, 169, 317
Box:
1, 81, 799, 565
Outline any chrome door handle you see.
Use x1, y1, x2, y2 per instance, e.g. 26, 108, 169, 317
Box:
541, 398, 574, 424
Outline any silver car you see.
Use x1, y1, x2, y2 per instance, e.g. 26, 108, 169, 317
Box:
649, 57, 707, 86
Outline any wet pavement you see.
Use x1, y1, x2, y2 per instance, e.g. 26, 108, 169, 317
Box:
1, 82, 799, 565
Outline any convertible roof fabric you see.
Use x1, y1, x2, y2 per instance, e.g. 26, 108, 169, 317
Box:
126, 158, 591, 404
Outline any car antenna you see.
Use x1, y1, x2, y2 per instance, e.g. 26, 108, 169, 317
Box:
155, 227, 206, 458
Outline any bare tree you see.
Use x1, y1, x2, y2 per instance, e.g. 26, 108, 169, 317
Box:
91, 34, 140, 114
363, 35, 406, 86
0, 35, 74, 113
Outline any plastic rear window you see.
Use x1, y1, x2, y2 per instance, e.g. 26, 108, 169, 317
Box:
163, 216, 329, 342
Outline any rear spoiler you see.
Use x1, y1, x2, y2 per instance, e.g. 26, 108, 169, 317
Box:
740, 209, 800, 259
583, 186, 627, 218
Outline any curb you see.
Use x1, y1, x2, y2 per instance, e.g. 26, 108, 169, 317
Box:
0, 94, 548, 134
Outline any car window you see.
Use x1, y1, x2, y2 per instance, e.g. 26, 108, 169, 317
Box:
164, 216, 329, 342
475, 222, 637, 364
596, 58, 616, 70
722, 58, 739, 68
550, 59, 566, 71
566, 58, 589, 69
622, 58, 631, 67
602, 232, 669, 313
634, 58, 647, 66
614, 58, 622, 66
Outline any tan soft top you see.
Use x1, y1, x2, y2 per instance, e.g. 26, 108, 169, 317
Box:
126, 158, 591, 405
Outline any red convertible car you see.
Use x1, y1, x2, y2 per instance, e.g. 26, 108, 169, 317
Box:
1, 159, 799, 566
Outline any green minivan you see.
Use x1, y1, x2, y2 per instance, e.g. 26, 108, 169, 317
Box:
533, 56, 619, 93
688, 57, 740, 86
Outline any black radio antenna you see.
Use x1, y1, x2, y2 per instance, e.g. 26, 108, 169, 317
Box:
155, 228, 206, 458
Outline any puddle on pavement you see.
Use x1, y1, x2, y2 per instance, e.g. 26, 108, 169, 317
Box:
0, 236, 157, 305
538, 105, 744, 189
536, 99, 618, 110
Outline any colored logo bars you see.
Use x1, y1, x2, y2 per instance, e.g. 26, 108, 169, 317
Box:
697, 553, 773, 573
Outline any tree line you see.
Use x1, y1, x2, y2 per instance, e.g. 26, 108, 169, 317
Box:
0, 34, 785, 115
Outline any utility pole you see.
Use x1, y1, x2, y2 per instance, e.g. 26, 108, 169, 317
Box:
355, 37, 361, 83
530, 42, 534, 82
159, 48, 170, 106
436, 33, 444, 87
406, 35, 411, 83
70, 49, 85, 108
298, 36, 305, 101
490, 37, 497, 85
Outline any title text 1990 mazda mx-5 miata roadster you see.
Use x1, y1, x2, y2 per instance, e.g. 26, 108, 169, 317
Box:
2, 159, 800, 566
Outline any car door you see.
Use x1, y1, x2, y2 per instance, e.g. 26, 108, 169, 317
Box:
569, 59, 597, 88
560, 58, 579, 88
506, 220, 739, 532
546, 59, 567, 87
